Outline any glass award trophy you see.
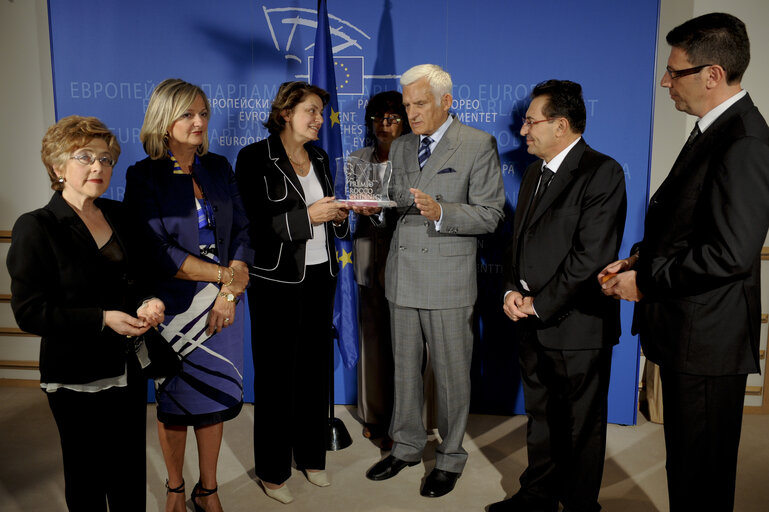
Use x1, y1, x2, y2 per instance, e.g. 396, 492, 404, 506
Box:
333, 155, 397, 208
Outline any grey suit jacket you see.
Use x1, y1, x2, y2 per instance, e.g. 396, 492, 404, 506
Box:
384, 116, 505, 309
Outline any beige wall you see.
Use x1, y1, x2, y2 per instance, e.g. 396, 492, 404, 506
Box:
0, 0, 55, 224
0, 0, 53, 379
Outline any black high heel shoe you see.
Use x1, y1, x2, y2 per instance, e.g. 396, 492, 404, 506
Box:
191, 481, 218, 512
165, 479, 185, 495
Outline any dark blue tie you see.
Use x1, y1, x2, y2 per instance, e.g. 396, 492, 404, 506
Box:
418, 136, 433, 169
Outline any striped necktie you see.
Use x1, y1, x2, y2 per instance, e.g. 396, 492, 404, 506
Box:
418, 136, 433, 169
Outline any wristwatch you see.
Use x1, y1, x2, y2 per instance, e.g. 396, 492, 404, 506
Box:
218, 291, 239, 304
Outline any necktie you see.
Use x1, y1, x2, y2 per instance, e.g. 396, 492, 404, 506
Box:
684, 123, 701, 149
529, 166, 554, 214
418, 136, 433, 169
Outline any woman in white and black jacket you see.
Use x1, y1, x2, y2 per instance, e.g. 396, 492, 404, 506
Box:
235, 81, 349, 504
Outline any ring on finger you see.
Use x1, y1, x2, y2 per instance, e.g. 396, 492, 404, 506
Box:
224, 317, 230, 324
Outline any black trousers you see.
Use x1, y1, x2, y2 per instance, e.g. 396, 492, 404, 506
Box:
517, 329, 612, 512
659, 367, 747, 512
248, 264, 335, 484
46, 358, 147, 512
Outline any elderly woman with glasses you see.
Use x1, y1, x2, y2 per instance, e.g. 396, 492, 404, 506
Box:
349, 91, 412, 448
7, 115, 165, 511
234, 81, 349, 504
124, 78, 253, 512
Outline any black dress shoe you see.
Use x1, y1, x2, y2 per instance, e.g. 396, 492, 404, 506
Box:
366, 455, 419, 481
420, 468, 460, 498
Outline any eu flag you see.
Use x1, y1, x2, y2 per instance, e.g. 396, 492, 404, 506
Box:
311, 0, 359, 370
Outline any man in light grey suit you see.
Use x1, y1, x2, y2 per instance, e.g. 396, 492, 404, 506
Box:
365, 64, 505, 498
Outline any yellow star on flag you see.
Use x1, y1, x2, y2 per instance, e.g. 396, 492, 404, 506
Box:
337, 247, 353, 268
329, 107, 340, 127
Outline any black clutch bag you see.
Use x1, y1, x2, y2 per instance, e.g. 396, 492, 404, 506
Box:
132, 327, 181, 379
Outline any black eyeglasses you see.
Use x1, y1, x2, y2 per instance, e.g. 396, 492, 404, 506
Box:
370, 115, 402, 125
665, 64, 712, 79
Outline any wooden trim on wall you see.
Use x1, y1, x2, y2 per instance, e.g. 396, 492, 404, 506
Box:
0, 230, 11, 243
0, 327, 35, 337
0, 360, 39, 370
762, 246, 769, 261
0, 378, 40, 388
745, 308, 769, 414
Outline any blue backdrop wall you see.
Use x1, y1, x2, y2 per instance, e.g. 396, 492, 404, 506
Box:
47, 0, 659, 425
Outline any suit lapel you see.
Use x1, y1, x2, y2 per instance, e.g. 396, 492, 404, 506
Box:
514, 162, 540, 237
650, 94, 754, 206
400, 134, 421, 189
526, 139, 586, 227
308, 145, 333, 196
417, 117, 461, 190
46, 192, 97, 249
267, 135, 306, 204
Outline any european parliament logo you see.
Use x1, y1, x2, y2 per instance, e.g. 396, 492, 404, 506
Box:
261, 4, 388, 95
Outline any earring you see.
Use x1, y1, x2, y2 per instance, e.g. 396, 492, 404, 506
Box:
57, 176, 65, 183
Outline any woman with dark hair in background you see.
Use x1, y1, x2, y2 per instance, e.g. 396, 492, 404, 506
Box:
7, 115, 165, 511
235, 81, 349, 504
350, 91, 410, 448
124, 78, 253, 512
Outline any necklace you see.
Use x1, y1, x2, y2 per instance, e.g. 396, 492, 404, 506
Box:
288, 154, 309, 167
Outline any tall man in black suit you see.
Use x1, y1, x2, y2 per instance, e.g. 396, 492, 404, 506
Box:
600, 13, 769, 512
490, 80, 627, 512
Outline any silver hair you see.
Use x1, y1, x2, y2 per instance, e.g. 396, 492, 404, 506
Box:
400, 64, 452, 105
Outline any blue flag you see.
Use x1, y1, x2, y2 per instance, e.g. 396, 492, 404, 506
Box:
311, 0, 359, 369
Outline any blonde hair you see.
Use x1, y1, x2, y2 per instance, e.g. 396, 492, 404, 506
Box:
400, 64, 453, 106
140, 78, 210, 159
41, 115, 120, 191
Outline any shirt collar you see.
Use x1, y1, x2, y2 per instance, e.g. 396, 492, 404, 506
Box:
420, 115, 453, 147
697, 89, 746, 133
542, 136, 582, 173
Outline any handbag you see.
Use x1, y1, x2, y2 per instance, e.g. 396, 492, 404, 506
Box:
132, 327, 181, 379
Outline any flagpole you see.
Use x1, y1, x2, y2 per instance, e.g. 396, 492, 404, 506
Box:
328, 334, 352, 450
312, 0, 355, 451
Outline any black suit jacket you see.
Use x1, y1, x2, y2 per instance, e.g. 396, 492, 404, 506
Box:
504, 139, 627, 349
633, 94, 769, 376
234, 134, 349, 283
7, 193, 153, 384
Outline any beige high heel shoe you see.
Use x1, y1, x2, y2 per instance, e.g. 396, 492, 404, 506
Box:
259, 479, 294, 504
305, 469, 330, 487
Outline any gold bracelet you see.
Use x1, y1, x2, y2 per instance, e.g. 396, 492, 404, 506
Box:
216, 266, 223, 284
224, 266, 235, 287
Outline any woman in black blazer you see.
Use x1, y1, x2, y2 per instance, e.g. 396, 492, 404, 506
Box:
124, 78, 253, 512
7, 116, 165, 511
235, 81, 349, 504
